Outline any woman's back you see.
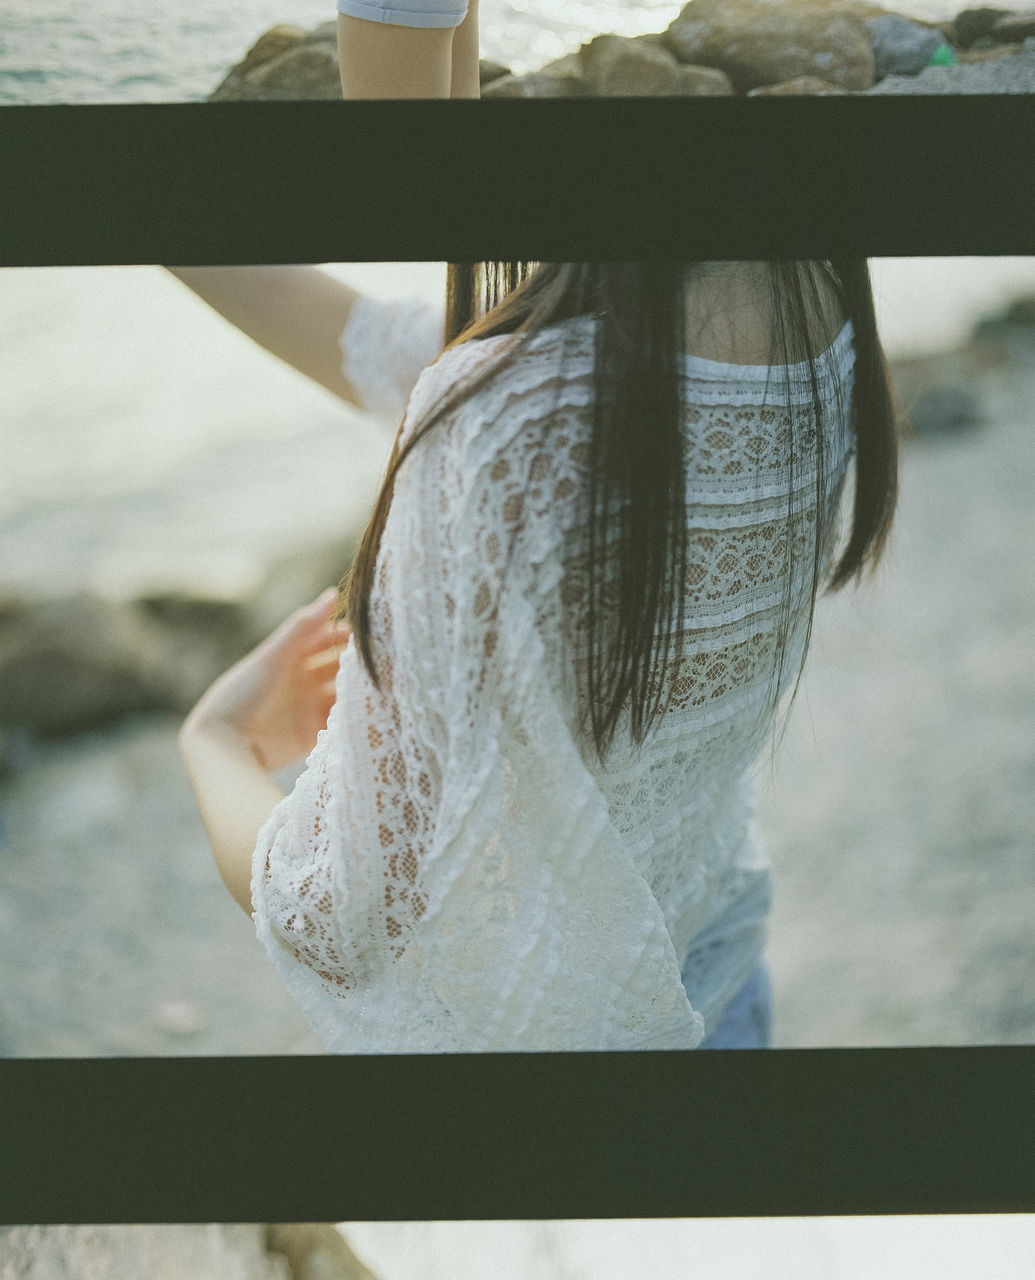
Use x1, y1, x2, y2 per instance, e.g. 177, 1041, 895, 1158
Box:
251, 264, 864, 1052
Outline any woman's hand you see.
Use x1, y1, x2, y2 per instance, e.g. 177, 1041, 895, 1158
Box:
183, 589, 351, 773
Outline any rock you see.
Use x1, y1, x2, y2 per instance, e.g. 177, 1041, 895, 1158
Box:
662, 0, 875, 93
481, 57, 588, 97
1002, 293, 1035, 325
212, 22, 515, 100
863, 39, 1035, 90
748, 75, 847, 94
479, 58, 511, 86
211, 24, 340, 101
579, 32, 734, 95
869, 14, 947, 79
235, 23, 309, 76
266, 1225, 382, 1280
970, 294, 1035, 363
0, 1226, 292, 1280
956, 40, 1025, 60
992, 11, 1035, 41
0, 595, 174, 736
906, 384, 984, 437
0, 529, 359, 740
951, 7, 1014, 47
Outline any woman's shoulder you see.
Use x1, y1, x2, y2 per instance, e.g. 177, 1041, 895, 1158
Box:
402, 316, 597, 444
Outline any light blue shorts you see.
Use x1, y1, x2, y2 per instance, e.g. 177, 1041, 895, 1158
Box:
337, 0, 469, 27
699, 962, 773, 1050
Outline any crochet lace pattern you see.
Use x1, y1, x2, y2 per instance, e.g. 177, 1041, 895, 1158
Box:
252, 292, 856, 1052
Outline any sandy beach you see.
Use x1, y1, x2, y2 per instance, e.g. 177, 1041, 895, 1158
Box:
1, 312, 1032, 1057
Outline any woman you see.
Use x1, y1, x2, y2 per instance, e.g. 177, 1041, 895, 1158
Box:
177, 260, 897, 1052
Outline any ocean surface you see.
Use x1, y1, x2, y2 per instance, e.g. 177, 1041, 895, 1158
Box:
1, 0, 963, 103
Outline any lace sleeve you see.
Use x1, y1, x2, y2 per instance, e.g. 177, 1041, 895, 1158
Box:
338, 294, 445, 426
251, 335, 706, 1053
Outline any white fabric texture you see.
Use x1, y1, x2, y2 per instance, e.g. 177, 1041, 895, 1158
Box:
253, 290, 857, 1052
338, 293, 444, 426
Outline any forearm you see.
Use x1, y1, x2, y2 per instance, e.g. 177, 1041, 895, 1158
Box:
178, 713, 285, 915
165, 264, 365, 406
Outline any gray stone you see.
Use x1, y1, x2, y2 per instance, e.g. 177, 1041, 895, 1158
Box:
906, 384, 984, 437
0, 1226, 292, 1280
0, 595, 173, 736
267, 1225, 382, 1280
579, 32, 733, 96
1003, 293, 1035, 326
951, 7, 1013, 47
748, 75, 847, 94
479, 58, 512, 86
481, 59, 588, 98
211, 29, 340, 101
210, 22, 511, 101
663, 0, 875, 93
868, 14, 947, 79
992, 11, 1035, 41
863, 39, 1035, 90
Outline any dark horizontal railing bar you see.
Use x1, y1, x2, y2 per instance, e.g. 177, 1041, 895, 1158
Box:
2, 1048, 1032, 1223
1, 97, 1033, 266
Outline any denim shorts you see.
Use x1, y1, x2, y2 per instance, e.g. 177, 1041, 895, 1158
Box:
337, 0, 469, 27
699, 962, 772, 1049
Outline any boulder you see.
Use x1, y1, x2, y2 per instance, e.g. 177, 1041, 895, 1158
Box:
579, 32, 734, 95
482, 55, 588, 97
662, 0, 876, 93
748, 75, 847, 94
0, 1226, 292, 1280
235, 23, 310, 76
210, 24, 340, 101
1002, 293, 1035, 325
992, 11, 1035, 40
211, 22, 511, 100
906, 384, 984, 437
0, 595, 175, 736
479, 58, 512, 86
0, 528, 359, 740
951, 7, 1014, 47
266, 1225, 382, 1280
956, 40, 1026, 59
869, 14, 948, 78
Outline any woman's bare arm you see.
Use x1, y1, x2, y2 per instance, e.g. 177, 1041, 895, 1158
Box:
167, 4, 480, 406
166, 265, 367, 407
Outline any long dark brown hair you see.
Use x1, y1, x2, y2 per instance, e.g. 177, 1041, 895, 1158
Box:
336, 261, 897, 762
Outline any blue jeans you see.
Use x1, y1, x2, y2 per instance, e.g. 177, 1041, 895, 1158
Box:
699, 962, 772, 1049
336, 0, 469, 27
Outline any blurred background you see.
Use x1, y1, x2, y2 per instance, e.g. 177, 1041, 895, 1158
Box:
6, 1218, 1034, 1279
0, 0, 973, 105
0, 257, 1032, 1057
338, 1218, 1035, 1280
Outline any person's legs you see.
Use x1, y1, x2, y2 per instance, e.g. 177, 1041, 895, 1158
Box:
449, 0, 480, 99
336, 2, 475, 99
337, 16, 454, 98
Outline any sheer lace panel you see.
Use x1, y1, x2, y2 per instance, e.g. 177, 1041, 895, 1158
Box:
253, 302, 856, 1051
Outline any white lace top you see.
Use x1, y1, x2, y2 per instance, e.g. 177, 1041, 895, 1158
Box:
251, 287, 857, 1052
